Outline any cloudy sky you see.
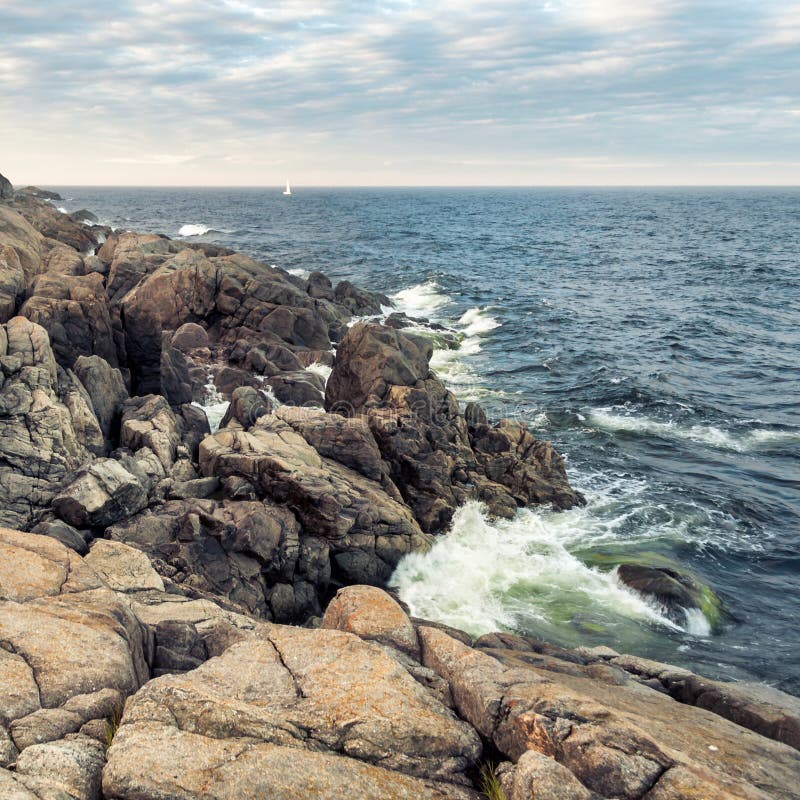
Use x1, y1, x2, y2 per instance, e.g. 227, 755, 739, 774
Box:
2, 0, 799, 186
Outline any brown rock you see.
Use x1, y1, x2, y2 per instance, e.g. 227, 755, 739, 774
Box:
84, 539, 165, 593
103, 626, 481, 798
322, 585, 420, 658
326, 323, 583, 532
418, 626, 800, 800
199, 416, 432, 586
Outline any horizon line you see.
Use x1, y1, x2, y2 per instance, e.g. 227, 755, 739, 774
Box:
19, 183, 800, 190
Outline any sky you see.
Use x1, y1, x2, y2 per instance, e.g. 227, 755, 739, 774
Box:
1, 0, 799, 186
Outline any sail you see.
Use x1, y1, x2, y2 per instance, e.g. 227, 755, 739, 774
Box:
283, 180, 292, 195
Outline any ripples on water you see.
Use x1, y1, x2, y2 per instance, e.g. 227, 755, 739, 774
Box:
56, 186, 800, 692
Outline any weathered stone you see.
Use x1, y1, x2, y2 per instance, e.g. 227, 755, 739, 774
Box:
73, 355, 128, 441
10, 708, 83, 751
0, 318, 93, 528
84, 539, 165, 593
333, 279, 391, 315
120, 394, 181, 472
219, 385, 272, 429
276, 406, 389, 483
322, 585, 420, 658
326, 323, 583, 532
199, 416, 431, 586
107, 498, 304, 619
171, 322, 209, 352
103, 626, 482, 798
498, 750, 593, 800
267, 369, 325, 406
53, 458, 147, 529
103, 725, 479, 800
20, 272, 117, 369
31, 519, 89, 556
15, 735, 106, 800
418, 626, 800, 800
0, 527, 101, 602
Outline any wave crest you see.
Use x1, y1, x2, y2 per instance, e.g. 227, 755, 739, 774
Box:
587, 407, 800, 453
178, 223, 211, 237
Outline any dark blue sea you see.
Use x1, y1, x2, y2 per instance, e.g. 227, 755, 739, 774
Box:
53, 186, 800, 693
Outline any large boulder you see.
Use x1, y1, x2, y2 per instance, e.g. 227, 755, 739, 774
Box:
0, 317, 94, 529
322, 585, 420, 658
119, 394, 182, 472
615, 563, 720, 629
419, 626, 800, 800
107, 498, 311, 620
20, 271, 117, 369
73, 355, 128, 441
0, 172, 12, 199
199, 415, 432, 586
266, 369, 325, 406
53, 458, 148, 529
84, 538, 165, 593
102, 626, 482, 799
326, 323, 584, 532
325, 322, 432, 413
219, 385, 272, 429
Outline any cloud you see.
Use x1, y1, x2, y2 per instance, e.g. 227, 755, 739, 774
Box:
0, 0, 798, 184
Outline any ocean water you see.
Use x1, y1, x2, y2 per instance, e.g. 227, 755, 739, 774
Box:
51, 186, 800, 692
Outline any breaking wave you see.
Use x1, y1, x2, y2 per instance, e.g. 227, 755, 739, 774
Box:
178, 223, 211, 237
587, 407, 800, 453
391, 500, 691, 639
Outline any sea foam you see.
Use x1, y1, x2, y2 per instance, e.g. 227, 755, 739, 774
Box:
178, 223, 211, 237
391, 280, 449, 317
390, 499, 682, 637
191, 374, 229, 432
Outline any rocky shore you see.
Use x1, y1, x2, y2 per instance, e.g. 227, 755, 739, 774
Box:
0, 172, 798, 799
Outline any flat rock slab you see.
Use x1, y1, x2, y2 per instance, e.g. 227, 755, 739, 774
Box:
419, 626, 800, 800
104, 625, 482, 798
104, 723, 479, 800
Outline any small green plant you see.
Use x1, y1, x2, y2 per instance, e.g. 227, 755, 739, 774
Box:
103, 703, 124, 750
479, 762, 508, 800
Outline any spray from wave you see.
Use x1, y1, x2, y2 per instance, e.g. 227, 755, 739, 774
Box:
391, 279, 449, 317
387, 281, 502, 401
178, 223, 211, 237
390, 500, 691, 640
192, 374, 229, 432
305, 361, 333, 386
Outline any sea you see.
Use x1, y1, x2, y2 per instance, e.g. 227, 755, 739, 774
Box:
51, 186, 800, 693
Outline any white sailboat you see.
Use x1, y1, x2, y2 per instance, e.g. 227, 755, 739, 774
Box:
282, 180, 292, 196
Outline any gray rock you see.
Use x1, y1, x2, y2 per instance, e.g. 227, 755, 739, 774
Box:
53, 458, 147, 528
0, 172, 13, 200
73, 355, 128, 441
31, 520, 91, 556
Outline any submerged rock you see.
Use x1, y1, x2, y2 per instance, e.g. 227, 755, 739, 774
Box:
615, 562, 722, 630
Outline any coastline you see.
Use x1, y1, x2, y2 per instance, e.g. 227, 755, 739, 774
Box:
1, 174, 799, 799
